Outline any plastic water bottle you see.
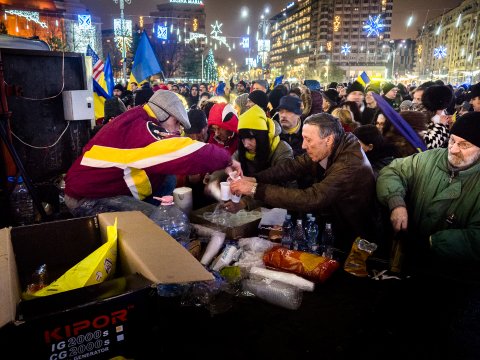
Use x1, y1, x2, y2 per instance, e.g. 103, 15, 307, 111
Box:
304, 213, 313, 233
321, 223, 335, 258
292, 219, 308, 252
8, 176, 34, 226
150, 195, 191, 248
281, 214, 294, 249
306, 217, 320, 254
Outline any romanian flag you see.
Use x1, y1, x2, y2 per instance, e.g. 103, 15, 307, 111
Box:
86, 45, 112, 120
132, 31, 162, 83
356, 71, 371, 87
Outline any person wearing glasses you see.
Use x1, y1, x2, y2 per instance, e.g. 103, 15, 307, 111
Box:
64, 90, 234, 218
376, 111, 480, 359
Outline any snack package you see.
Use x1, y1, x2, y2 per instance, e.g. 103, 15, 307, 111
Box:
23, 219, 118, 299
343, 237, 378, 277
262, 246, 340, 283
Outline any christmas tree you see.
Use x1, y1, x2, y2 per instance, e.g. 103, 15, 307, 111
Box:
204, 48, 218, 82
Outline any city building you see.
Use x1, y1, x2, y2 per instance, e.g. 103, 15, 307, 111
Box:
415, 0, 480, 84
388, 39, 416, 82
0, 0, 102, 55
149, 2, 207, 79
269, 0, 394, 83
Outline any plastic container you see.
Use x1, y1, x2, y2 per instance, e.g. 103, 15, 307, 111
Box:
292, 219, 308, 252
281, 214, 294, 249
320, 223, 335, 258
306, 217, 320, 254
8, 176, 34, 226
150, 195, 191, 248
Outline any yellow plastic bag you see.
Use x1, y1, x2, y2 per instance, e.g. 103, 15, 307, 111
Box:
24, 219, 118, 299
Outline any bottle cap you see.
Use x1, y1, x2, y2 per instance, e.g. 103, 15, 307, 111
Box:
17, 176, 24, 183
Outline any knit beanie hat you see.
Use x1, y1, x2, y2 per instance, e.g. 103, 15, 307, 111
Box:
207, 103, 239, 133
353, 124, 384, 149
238, 105, 268, 131
346, 81, 365, 94
382, 82, 396, 95
235, 93, 249, 115
185, 109, 207, 134
248, 90, 269, 111
147, 90, 190, 129
134, 87, 154, 106
114, 83, 125, 93
268, 86, 288, 110
450, 112, 480, 148
421, 85, 453, 112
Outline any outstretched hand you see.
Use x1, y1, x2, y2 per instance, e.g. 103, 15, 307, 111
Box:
230, 178, 256, 196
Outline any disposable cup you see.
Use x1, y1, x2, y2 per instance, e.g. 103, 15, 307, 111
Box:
220, 182, 231, 201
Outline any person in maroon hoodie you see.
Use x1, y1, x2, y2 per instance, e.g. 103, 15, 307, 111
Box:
65, 90, 234, 218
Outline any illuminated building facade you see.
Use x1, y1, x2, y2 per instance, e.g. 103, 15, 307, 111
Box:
269, 0, 394, 81
0, 0, 102, 55
415, 0, 480, 84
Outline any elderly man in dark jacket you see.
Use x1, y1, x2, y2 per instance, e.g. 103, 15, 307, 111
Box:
231, 113, 377, 254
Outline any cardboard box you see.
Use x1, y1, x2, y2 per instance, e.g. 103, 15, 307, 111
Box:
0, 211, 213, 359
190, 204, 262, 240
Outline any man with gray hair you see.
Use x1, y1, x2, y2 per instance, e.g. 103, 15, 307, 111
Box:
65, 90, 233, 218
231, 113, 378, 253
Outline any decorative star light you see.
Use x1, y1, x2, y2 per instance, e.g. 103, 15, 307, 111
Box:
341, 43, 351, 56
210, 21, 223, 37
433, 45, 447, 59
363, 14, 384, 37
6, 10, 47, 28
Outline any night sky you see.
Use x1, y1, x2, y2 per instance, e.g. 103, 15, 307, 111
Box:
81, 0, 462, 61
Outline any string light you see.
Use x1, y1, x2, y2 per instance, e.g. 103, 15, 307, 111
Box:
333, 15, 341, 32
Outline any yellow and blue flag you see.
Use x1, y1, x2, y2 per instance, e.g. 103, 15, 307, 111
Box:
272, 75, 284, 90
132, 31, 162, 83
86, 45, 112, 120
356, 71, 371, 87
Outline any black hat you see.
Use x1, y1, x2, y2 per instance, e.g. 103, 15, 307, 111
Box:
346, 81, 365, 94
185, 109, 207, 134
382, 82, 397, 95
327, 82, 338, 89
114, 83, 125, 92
248, 90, 269, 111
421, 85, 453, 112
322, 89, 339, 106
277, 95, 302, 115
450, 112, 480, 148
467, 82, 480, 101
134, 87, 154, 106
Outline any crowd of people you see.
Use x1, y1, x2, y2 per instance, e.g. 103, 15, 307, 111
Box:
63, 75, 480, 356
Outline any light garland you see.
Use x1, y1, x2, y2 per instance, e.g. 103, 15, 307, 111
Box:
73, 23, 96, 53
210, 20, 222, 37
5, 10, 47, 28
333, 15, 341, 32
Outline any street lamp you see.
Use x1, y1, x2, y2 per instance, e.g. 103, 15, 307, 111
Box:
258, 6, 271, 80
113, 0, 132, 85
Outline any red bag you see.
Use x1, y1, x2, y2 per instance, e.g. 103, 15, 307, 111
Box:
263, 246, 340, 283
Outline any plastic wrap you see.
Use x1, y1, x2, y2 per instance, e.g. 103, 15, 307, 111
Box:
262, 246, 340, 283
250, 266, 315, 292
242, 278, 303, 310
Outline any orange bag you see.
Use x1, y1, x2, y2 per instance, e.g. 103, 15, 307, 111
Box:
263, 246, 340, 283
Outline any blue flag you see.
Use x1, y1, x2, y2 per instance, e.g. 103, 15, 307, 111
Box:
373, 93, 426, 152
132, 31, 162, 82
104, 54, 114, 97
274, 75, 284, 88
